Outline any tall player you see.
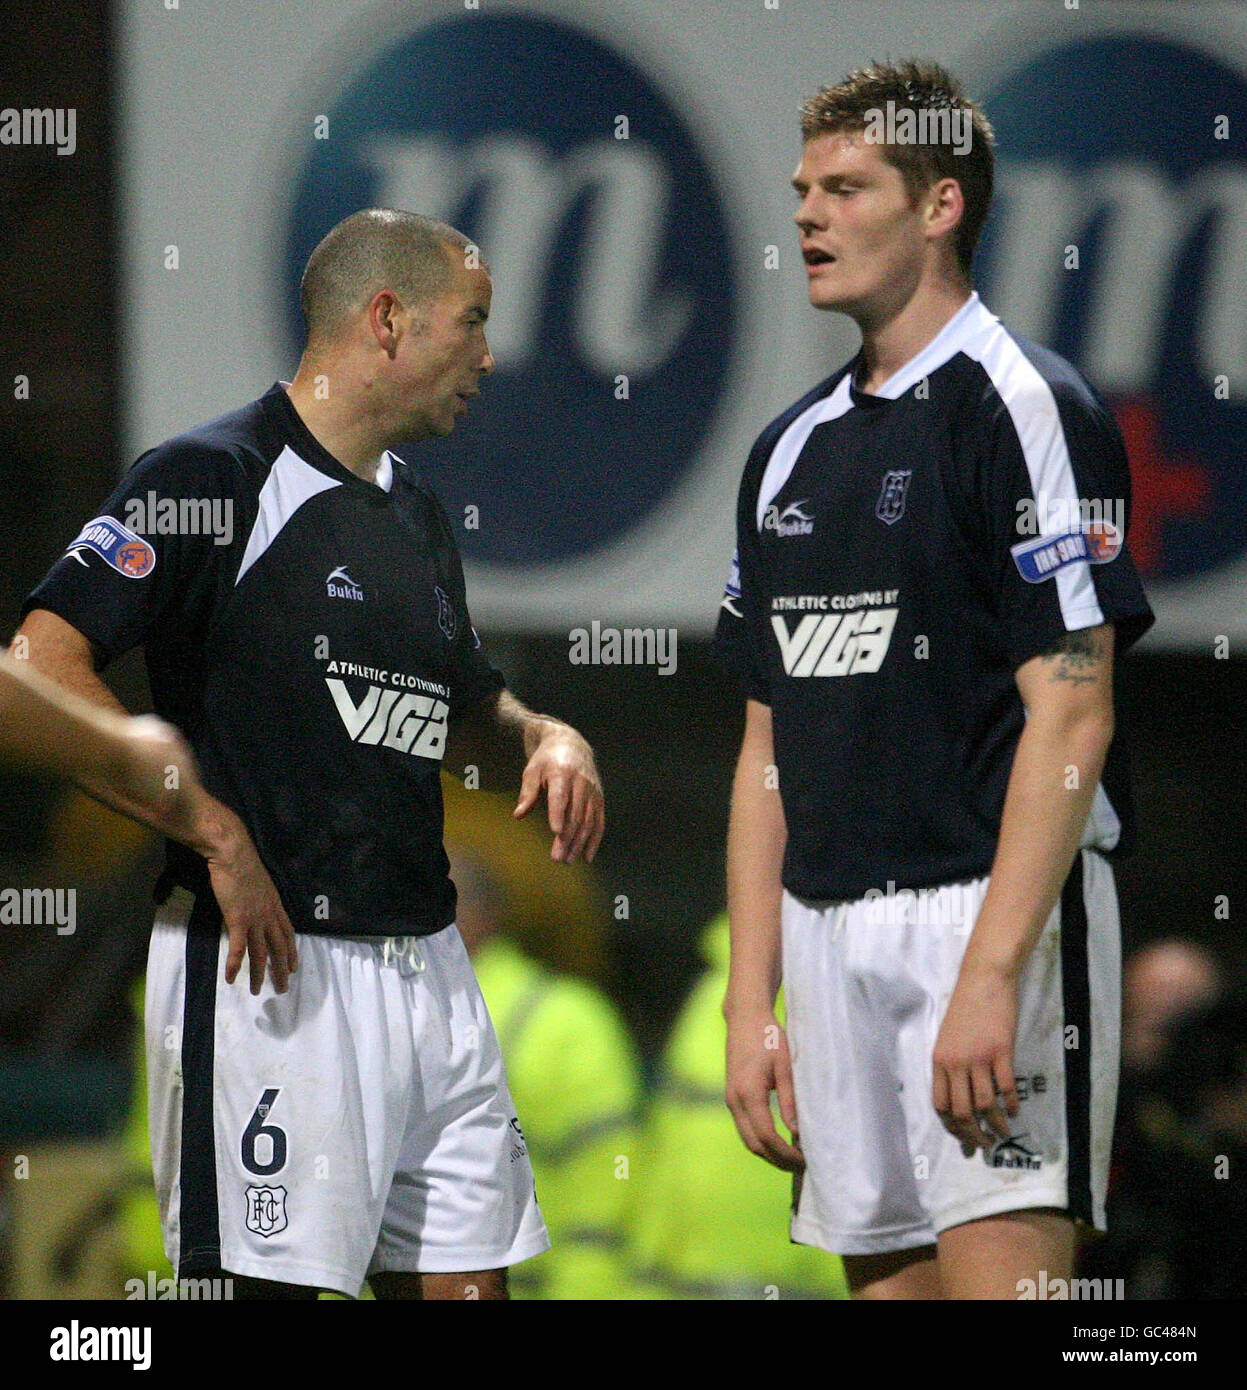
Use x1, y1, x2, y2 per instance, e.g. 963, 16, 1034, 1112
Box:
716, 62, 1154, 1299
16, 210, 604, 1300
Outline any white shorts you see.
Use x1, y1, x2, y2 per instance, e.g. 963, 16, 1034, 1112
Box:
782, 849, 1120, 1257
146, 888, 549, 1295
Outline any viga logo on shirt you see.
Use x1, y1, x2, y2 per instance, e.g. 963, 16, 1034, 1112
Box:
771, 598, 899, 677
326, 677, 449, 760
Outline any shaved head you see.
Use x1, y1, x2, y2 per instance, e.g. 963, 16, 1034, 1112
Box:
299, 208, 479, 349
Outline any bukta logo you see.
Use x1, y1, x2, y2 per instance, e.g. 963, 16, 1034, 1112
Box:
989, 1133, 1043, 1171
763, 500, 815, 537
327, 565, 364, 600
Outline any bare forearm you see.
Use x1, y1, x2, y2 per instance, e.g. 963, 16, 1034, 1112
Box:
965, 627, 1116, 978
724, 703, 787, 1016
0, 655, 130, 783
14, 616, 231, 857
445, 690, 561, 790
964, 709, 1112, 979
19, 668, 215, 852
12, 613, 297, 990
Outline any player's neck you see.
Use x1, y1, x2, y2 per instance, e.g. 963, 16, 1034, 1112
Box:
284, 371, 391, 486
853, 276, 973, 395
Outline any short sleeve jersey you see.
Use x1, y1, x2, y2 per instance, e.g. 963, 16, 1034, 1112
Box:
24, 383, 503, 937
713, 293, 1155, 902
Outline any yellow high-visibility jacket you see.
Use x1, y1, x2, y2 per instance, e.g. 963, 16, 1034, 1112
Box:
628, 914, 848, 1300
473, 937, 644, 1300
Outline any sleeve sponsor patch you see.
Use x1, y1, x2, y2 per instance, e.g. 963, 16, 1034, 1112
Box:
1010, 522, 1122, 583
65, 515, 157, 578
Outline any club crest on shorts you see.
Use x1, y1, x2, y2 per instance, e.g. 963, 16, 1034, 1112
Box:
875, 470, 912, 525
434, 584, 457, 640
244, 1184, 289, 1237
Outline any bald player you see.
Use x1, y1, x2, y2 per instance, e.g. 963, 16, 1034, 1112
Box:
16, 209, 604, 1301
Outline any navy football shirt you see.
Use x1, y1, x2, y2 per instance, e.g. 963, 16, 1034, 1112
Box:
25, 383, 503, 937
714, 293, 1155, 902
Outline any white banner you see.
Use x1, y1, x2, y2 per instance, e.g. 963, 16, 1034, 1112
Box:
120, 0, 1247, 650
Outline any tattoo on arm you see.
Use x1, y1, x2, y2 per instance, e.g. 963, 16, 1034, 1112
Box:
1039, 628, 1104, 685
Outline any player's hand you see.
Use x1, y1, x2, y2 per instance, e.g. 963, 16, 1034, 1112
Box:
513, 722, 604, 863
199, 800, 298, 995
725, 1008, 805, 1172
932, 962, 1020, 1156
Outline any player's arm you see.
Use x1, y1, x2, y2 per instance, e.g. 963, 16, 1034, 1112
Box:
723, 697, 803, 1172
932, 622, 1115, 1153
12, 608, 298, 996
444, 689, 604, 863
0, 647, 199, 842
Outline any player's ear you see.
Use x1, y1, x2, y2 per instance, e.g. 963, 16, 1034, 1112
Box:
925, 177, 964, 241
367, 290, 403, 355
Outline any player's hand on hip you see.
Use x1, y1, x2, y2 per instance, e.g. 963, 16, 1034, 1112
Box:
932, 963, 1020, 1156
513, 723, 604, 863
198, 800, 299, 995
725, 1009, 805, 1172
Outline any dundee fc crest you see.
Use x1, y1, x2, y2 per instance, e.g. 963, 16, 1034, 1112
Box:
245, 1185, 288, 1238
434, 585, 457, 640
875, 470, 913, 526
